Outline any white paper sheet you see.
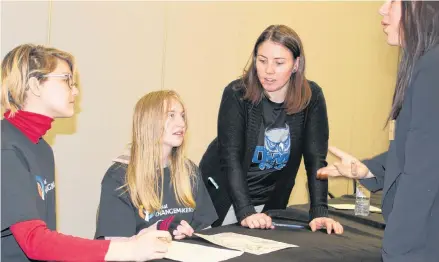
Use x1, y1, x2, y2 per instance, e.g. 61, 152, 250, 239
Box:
165, 241, 244, 262
328, 204, 382, 213
195, 232, 298, 255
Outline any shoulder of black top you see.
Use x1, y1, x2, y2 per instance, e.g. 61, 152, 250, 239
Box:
105, 162, 128, 182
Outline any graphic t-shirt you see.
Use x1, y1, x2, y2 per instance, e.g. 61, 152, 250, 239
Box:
247, 97, 291, 204
1, 120, 56, 262
95, 163, 218, 238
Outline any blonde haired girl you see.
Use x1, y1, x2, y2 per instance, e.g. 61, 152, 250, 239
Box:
95, 90, 217, 240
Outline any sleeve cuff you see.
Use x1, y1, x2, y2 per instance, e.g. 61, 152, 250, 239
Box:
236, 205, 257, 222
360, 176, 383, 192
309, 206, 328, 220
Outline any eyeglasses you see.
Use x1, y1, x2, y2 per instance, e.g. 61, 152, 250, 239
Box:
41, 73, 77, 89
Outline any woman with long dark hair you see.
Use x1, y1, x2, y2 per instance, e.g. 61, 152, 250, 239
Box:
318, 1, 439, 261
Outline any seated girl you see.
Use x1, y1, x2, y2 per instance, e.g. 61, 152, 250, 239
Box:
95, 90, 218, 240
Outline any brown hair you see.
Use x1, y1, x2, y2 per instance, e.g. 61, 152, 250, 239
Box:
242, 25, 311, 114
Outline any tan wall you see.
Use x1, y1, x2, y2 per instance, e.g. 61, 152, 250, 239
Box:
1, 1, 397, 238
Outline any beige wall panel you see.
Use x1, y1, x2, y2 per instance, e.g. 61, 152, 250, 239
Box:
1, 1, 49, 57
46, 2, 166, 237
163, 2, 243, 164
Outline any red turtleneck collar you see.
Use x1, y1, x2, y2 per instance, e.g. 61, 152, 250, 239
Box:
4, 110, 53, 144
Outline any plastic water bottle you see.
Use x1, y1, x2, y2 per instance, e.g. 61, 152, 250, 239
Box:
355, 181, 371, 216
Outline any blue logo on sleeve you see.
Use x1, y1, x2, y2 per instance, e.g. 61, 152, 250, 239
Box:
35, 175, 55, 200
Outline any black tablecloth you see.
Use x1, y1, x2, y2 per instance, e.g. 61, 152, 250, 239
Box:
289, 192, 385, 230
160, 194, 385, 262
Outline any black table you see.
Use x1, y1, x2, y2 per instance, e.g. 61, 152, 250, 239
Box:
160, 197, 384, 262
288, 192, 385, 230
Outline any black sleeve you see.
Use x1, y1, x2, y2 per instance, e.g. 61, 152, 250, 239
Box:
381, 63, 439, 262
302, 83, 329, 220
94, 165, 137, 239
1, 149, 42, 231
217, 82, 256, 222
191, 167, 219, 230
361, 152, 387, 192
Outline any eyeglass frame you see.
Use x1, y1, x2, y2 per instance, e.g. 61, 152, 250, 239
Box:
40, 73, 77, 89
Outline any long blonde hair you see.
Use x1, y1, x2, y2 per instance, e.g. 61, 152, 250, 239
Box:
1, 44, 75, 116
126, 90, 196, 213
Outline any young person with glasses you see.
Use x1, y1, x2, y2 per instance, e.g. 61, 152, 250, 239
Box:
1, 44, 171, 262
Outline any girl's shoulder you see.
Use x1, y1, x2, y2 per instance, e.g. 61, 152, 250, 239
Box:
185, 158, 200, 175
103, 161, 128, 186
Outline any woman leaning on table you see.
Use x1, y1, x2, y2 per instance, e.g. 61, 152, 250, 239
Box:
200, 24, 343, 234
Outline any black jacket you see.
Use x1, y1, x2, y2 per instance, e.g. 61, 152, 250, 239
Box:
200, 79, 329, 226
361, 45, 439, 262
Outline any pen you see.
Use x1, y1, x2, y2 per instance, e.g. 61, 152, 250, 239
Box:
272, 222, 305, 229
208, 177, 219, 189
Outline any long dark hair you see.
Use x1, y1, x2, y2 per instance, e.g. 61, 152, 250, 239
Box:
242, 25, 311, 115
390, 1, 439, 120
